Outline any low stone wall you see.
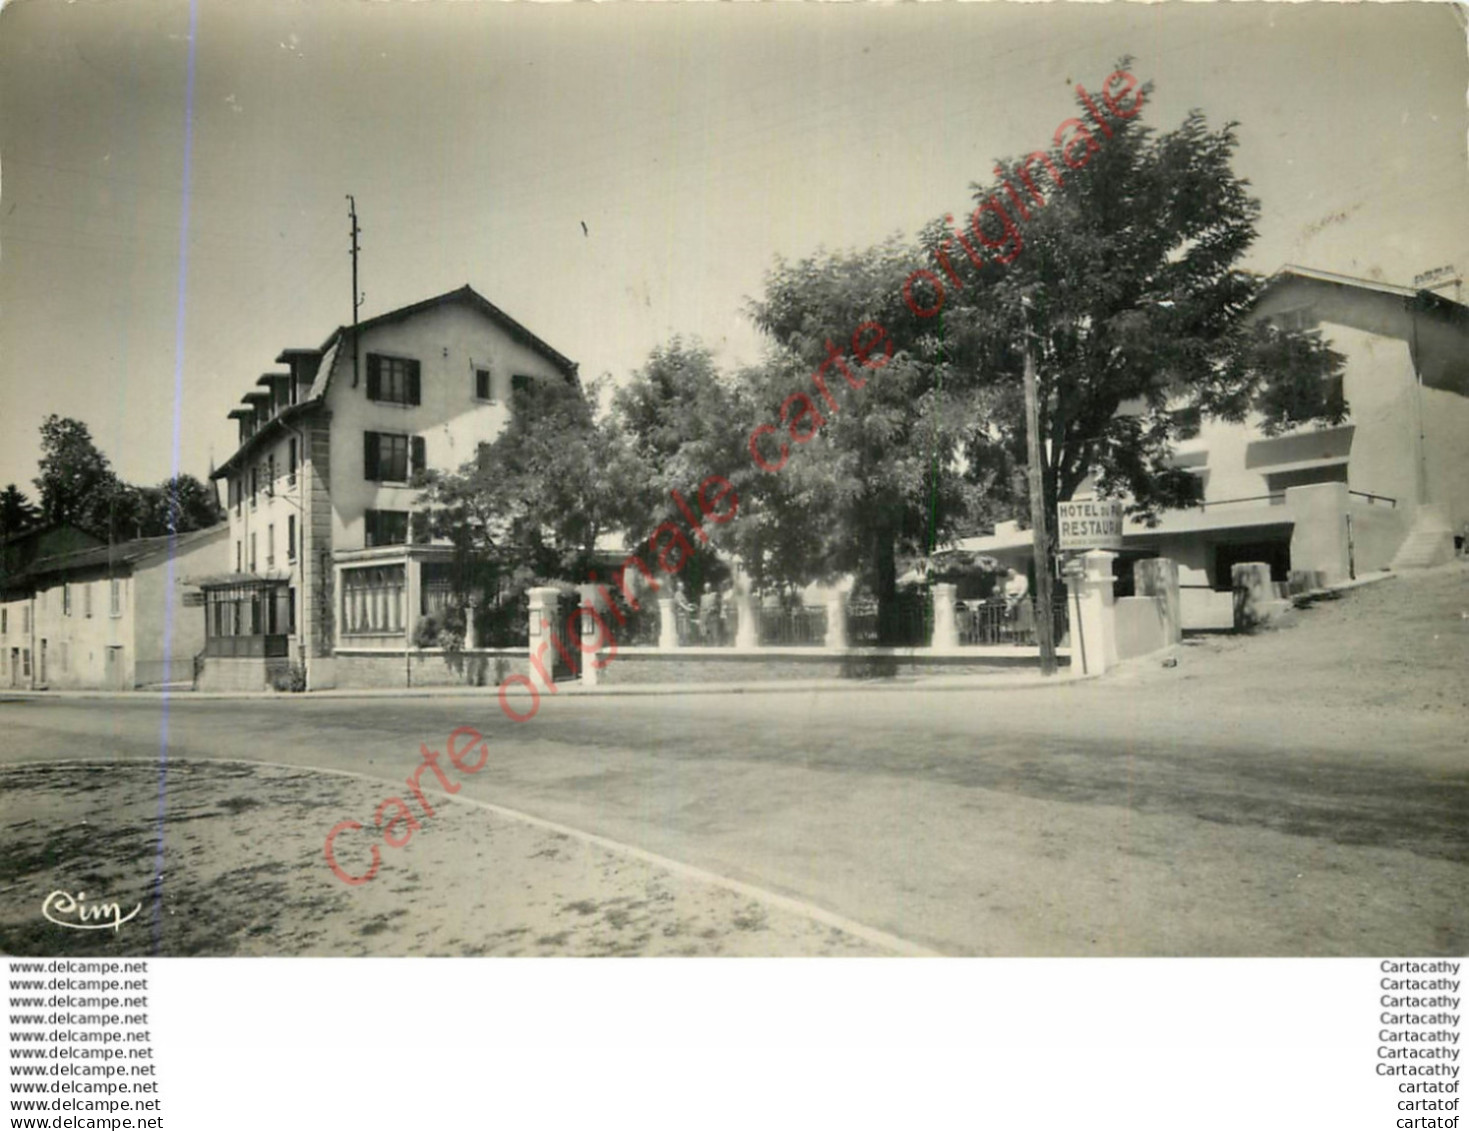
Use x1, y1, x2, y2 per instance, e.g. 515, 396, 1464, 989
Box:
333, 649, 527, 690
589, 647, 1057, 686
197, 657, 270, 693
1113, 596, 1169, 661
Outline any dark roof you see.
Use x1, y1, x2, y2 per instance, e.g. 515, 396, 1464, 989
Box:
217, 286, 577, 479
20, 524, 227, 582
318, 284, 578, 380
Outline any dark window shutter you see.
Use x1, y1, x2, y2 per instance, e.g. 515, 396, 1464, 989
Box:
476, 369, 490, 399
363, 431, 380, 481
366, 355, 381, 400
411, 436, 426, 476
407, 360, 421, 406
364, 510, 377, 547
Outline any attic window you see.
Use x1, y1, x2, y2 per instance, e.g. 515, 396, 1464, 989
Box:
1271, 307, 1316, 333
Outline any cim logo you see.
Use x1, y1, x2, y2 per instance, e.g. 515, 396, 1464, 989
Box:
42, 890, 142, 933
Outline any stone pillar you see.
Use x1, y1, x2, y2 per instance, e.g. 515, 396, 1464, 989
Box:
931, 583, 959, 650
824, 588, 848, 650
578, 585, 600, 687
526, 586, 561, 695
1231, 562, 1289, 632
464, 595, 479, 651
405, 556, 422, 647
733, 569, 758, 650
1134, 558, 1181, 646
1065, 550, 1117, 676
658, 597, 679, 650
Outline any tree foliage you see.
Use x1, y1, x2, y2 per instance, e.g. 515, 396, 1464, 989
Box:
920, 67, 1346, 522
416, 375, 637, 584
0, 485, 39, 542
31, 415, 224, 540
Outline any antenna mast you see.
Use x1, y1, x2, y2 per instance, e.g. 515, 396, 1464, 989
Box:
347, 195, 363, 386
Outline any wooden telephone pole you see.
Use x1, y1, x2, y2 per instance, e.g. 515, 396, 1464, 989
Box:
346, 195, 363, 387
1021, 311, 1058, 677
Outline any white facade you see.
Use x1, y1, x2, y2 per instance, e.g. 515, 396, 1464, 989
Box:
960, 266, 1469, 627
206, 286, 577, 690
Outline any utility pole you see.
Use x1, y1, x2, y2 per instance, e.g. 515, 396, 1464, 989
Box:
1021, 308, 1058, 677
347, 195, 363, 387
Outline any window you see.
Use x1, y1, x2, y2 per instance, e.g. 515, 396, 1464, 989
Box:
288, 515, 297, 562
232, 477, 241, 516
110, 578, 122, 617
250, 467, 259, 507
22, 648, 30, 678
250, 534, 257, 573
235, 541, 242, 572
366, 354, 421, 406
1, 609, 7, 634
63, 584, 72, 616
267, 524, 276, 568
364, 432, 408, 482
511, 374, 534, 397
1271, 307, 1317, 333
341, 565, 406, 635
363, 433, 425, 482
288, 437, 298, 486
267, 454, 276, 497
364, 509, 409, 547
83, 583, 93, 619
475, 368, 494, 402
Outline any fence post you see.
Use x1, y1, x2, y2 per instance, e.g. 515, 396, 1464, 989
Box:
1231, 562, 1283, 632
931, 583, 959, 649
1066, 550, 1117, 675
577, 585, 600, 687
733, 570, 758, 649
824, 588, 847, 650
1134, 558, 1181, 646
658, 598, 679, 650
526, 586, 561, 695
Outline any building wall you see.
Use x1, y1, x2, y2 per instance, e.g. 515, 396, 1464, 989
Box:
1421, 383, 1469, 531
130, 530, 229, 687
0, 597, 33, 686
29, 572, 134, 689
224, 428, 306, 635
324, 301, 571, 552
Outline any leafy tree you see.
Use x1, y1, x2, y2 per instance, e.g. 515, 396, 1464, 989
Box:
33, 415, 116, 530
417, 375, 636, 584
743, 241, 988, 638
916, 65, 1346, 524
137, 474, 226, 536
0, 484, 39, 541
609, 340, 754, 596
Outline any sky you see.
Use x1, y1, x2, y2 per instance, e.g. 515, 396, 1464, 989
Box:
1, 0, 1466, 499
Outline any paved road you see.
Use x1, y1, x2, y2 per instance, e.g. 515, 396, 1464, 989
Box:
0, 683, 1464, 955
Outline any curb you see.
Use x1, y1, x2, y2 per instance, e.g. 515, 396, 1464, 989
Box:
0, 670, 1091, 704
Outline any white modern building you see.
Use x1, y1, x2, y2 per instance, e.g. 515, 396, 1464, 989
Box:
960, 266, 1469, 628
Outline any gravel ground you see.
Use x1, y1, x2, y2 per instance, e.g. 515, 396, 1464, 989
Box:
0, 760, 886, 957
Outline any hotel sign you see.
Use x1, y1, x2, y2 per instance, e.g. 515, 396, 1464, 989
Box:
1056, 499, 1125, 551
